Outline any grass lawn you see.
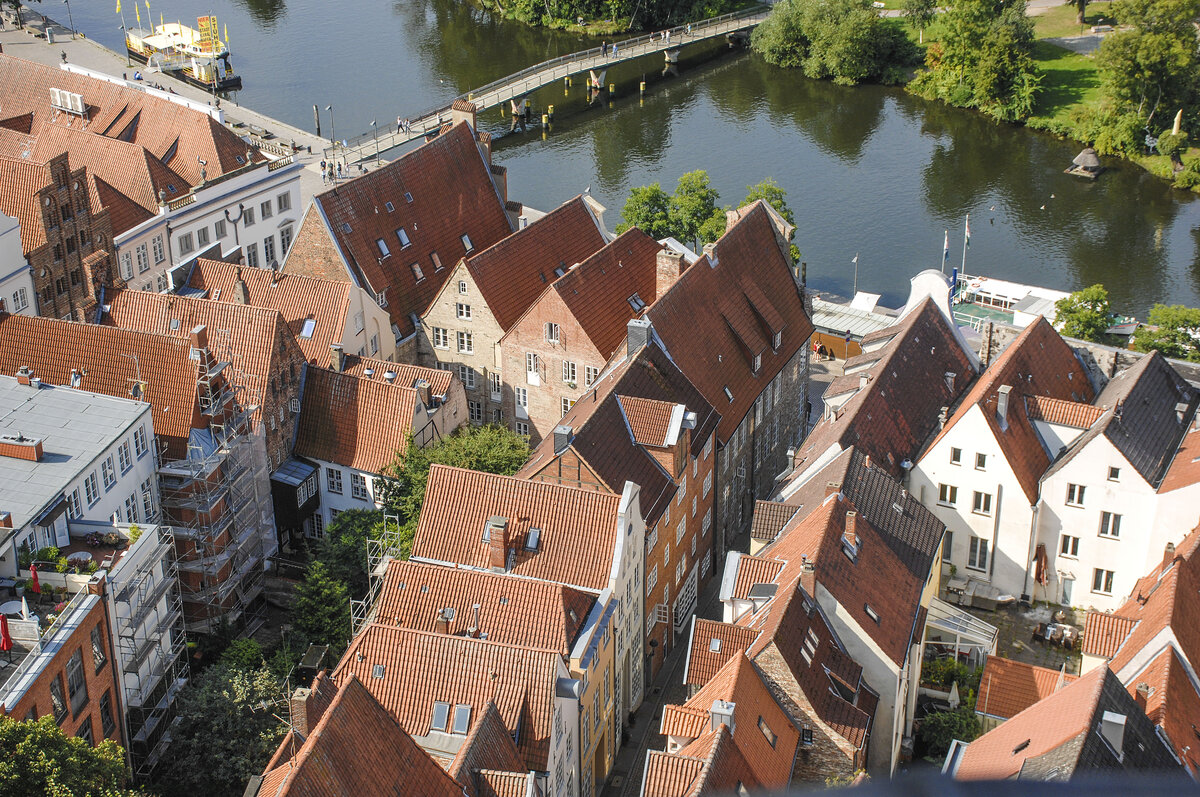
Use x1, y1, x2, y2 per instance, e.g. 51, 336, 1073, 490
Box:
1028, 41, 1102, 123
1030, 1, 1116, 39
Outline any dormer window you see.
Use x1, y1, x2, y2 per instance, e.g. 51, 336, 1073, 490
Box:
405, 192, 414, 203
371, 664, 386, 679
773, 331, 782, 350
431, 701, 450, 731
709, 638, 721, 653
627, 293, 646, 312
753, 353, 762, 373
864, 604, 880, 624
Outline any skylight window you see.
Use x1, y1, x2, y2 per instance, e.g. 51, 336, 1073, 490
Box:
452, 704, 472, 734
525, 527, 541, 551
397, 228, 411, 247
627, 293, 646, 312
371, 664, 386, 679
342, 222, 352, 234
431, 701, 450, 731
377, 238, 390, 258
723, 386, 734, 403
864, 604, 880, 624
405, 192, 414, 203
709, 638, 721, 653
461, 234, 473, 252
299, 318, 316, 339
385, 201, 395, 212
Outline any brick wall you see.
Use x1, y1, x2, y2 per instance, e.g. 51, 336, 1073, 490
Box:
259, 324, 306, 469
282, 206, 351, 283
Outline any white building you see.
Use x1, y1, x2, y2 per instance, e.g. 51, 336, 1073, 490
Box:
0, 212, 36, 316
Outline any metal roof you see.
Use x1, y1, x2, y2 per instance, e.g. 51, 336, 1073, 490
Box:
811, 296, 898, 340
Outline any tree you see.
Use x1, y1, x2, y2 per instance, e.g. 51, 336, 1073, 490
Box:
0, 715, 136, 797
150, 664, 286, 797
313, 509, 384, 600
293, 560, 352, 661
1054, 284, 1112, 342
1, 0, 39, 30
743, 179, 801, 262
616, 183, 673, 240
1132, 303, 1200, 360
902, 0, 937, 42
919, 708, 980, 759
1068, 0, 1089, 23
669, 170, 726, 248
220, 638, 267, 671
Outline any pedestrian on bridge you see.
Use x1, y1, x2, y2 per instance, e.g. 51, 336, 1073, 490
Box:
602, 41, 608, 57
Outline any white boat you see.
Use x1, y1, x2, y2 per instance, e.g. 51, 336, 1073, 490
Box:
125, 17, 241, 91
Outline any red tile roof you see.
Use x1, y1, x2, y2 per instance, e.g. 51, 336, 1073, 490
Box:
684, 619, 761, 687
618, 395, 678, 448
374, 559, 595, 655
0, 157, 53, 252
730, 555, 785, 600
1158, 421, 1200, 493
926, 317, 1094, 502
333, 623, 562, 772
410, 465, 621, 592
186, 259, 353, 365
749, 500, 798, 544
1082, 611, 1138, 659
0, 312, 200, 457
293, 365, 417, 472
647, 202, 812, 444
448, 702, 528, 797
258, 675, 463, 797
465, 195, 606, 332
641, 751, 705, 797
1132, 648, 1200, 776
306, 123, 512, 338
976, 656, 1077, 721
660, 705, 709, 738
1025, 395, 1103, 429
339, 353, 453, 397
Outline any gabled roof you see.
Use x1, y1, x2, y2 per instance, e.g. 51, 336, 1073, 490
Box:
643, 725, 761, 797
303, 122, 512, 338
0, 312, 201, 458
257, 675, 462, 797
953, 665, 1178, 781
1045, 352, 1197, 489
338, 352, 454, 397
0, 157, 53, 252
1158, 415, 1200, 493
976, 656, 1077, 721
293, 365, 417, 473
618, 395, 678, 448
546, 227, 665, 358
333, 623, 562, 772
1082, 612, 1138, 660
792, 298, 976, 480
411, 465, 621, 592
464, 195, 607, 332
374, 559, 595, 655
519, 340, 719, 526
749, 500, 799, 543
925, 317, 1094, 502
448, 702, 528, 797
1025, 395, 1104, 430
646, 202, 813, 444
684, 619, 763, 687
185, 259, 354, 365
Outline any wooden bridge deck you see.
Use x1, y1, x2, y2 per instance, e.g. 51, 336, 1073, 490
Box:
333, 6, 769, 163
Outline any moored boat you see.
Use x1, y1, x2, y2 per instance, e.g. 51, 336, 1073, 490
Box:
125, 16, 241, 91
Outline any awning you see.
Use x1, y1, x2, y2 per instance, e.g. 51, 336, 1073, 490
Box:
925, 597, 999, 658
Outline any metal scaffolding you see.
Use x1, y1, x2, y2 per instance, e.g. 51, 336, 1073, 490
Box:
156, 329, 274, 635
349, 513, 402, 636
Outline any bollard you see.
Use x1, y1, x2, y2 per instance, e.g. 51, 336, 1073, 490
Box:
548, 104, 555, 120
609, 83, 615, 94
640, 80, 646, 95
541, 113, 548, 127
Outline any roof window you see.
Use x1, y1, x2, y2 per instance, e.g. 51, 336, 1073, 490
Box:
377, 239, 390, 258
452, 704, 472, 734
627, 293, 646, 312
864, 604, 880, 624
709, 638, 721, 653
397, 228, 411, 247
461, 234, 473, 252
405, 192, 414, 203
431, 701, 450, 731
385, 201, 395, 212
371, 664, 385, 679
299, 318, 316, 339
525, 527, 542, 551
342, 222, 352, 234
723, 386, 734, 403
236, 155, 246, 164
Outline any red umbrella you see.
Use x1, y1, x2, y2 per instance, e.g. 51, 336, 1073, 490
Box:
0, 614, 12, 661
29, 564, 40, 594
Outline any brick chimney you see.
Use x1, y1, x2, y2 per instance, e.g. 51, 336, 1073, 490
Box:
15, 366, 32, 386
800, 555, 816, 598
553, 424, 572, 455
415, 379, 431, 408
0, 512, 11, 528
1163, 541, 1176, 571
655, 248, 685, 301
1134, 682, 1150, 712
434, 607, 454, 635
844, 511, 858, 555
330, 344, 344, 373
290, 686, 314, 738
825, 481, 841, 498
467, 603, 481, 639
487, 516, 509, 572
233, 266, 249, 304
0, 433, 43, 462
451, 99, 478, 131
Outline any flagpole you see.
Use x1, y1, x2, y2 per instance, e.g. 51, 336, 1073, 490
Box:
961, 213, 969, 273
853, 252, 859, 296
941, 230, 949, 274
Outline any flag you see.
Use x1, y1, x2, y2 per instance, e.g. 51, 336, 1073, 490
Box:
136, 4, 141, 25
116, 0, 121, 13
224, 23, 228, 45
965, 214, 971, 248
943, 230, 950, 263
145, 0, 150, 10
851, 254, 858, 265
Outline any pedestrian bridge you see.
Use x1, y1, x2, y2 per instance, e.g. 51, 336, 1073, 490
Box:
333, 5, 770, 163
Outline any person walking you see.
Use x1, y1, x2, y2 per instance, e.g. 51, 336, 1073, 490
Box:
601, 41, 608, 57
336, 162, 342, 179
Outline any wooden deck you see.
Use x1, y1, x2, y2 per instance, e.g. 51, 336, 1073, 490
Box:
333, 6, 769, 163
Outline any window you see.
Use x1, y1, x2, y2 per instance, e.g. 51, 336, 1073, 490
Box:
458, 280, 468, 294
452, 704, 472, 734
1060, 534, 1079, 558
411, 262, 424, 282
397, 228, 411, 247
101, 456, 116, 489
66, 649, 88, 715
950, 447, 962, 465
136, 243, 150, 273
703, 471, 712, 498
647, 564, 658, 592
515, 388, 528, 408
456, 303, 472, 320
351, 473, 370, 500
458, 365, 476, 389
975, 452, 987, 470
1066, 483, 1085, 506
1099, 511, 1122, 538
432, 327, 449, 349
461, 234, 474, 252
515, 421, 529, 436
561, 397, 575, 417
156, 273, 168, 291
585, 365, 599, 387
67, 488, 81, 519
246, 242, 259, 268
213, 220, 227, 241
627, 293, 646, 312
49, 673, 68, 723
134, 426, 148, 457
114, 441, 131, 473
938, 483, 958, 507
277, 192, 291, 213
968, 537, 989, 571
84, 472, 99, 505
457, 331, 473, 353
546, 322, 560, 343
327, 467, 343, 494
563, 361, 576, 384
490, 372, 502, 398
1092, 568, 1115, 594
90, 626, 107, 672
431, 252, 443, 271
263, 235, 276, 266
11, 287, 28, 312
125, 494, 139, 522
261, 199, 274, 219
244, 207, 256, 226
76, 718, 94, 746
141, 478, 155, 521
526, 352, 539, 380
377, 238, 391, 258
1108, 466, 1121, 482
431, 701, 450, 732
120, 251, 134, 280
972, 491, 992, 516
178, 232, 194, 256
99, 691, 116, 738
753, 353, 762, 373
196, 226, 211, 249
55, 275, 68, 295
281, 225, 294, 255
942, 530, 953, 560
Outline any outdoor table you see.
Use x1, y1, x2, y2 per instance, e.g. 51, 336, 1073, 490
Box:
0, 600, 24, 616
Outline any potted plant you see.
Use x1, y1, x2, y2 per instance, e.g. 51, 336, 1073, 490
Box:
103, 531, 121, 546
14, 580, 24, 597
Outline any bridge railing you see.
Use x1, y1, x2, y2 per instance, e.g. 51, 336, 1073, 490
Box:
337, 5, 767, 153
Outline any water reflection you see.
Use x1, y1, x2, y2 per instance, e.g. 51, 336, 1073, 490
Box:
232, 0, 285, 27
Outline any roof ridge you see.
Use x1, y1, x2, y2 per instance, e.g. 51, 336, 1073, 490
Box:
353, 619, 565, 656
427, 462, 622, 505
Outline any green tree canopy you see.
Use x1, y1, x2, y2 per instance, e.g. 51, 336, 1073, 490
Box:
293, 560, 352, 661
150, 663, 286, 797
616, 183, 674, 240
919, 707, 981, 759
902, 0, 937, 41
743, 179, 801, 262
1132, 303, 1200, 360
617, 171, 726, 247
314, 509, 384, 600
0, 715, 136, 797
1054, 283, 1113, 342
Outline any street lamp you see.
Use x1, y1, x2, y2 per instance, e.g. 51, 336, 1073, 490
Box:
325, 105, 336, 146
371, 118, 379, 165
62, 0, 76, 40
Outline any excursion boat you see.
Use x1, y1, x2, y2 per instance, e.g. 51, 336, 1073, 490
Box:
951, 272, 1137, 337
125, 17, 241, 91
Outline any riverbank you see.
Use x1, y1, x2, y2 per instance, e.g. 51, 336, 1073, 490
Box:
471, 0, 760, 35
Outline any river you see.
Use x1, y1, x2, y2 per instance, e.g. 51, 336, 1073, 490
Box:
66, 0, 1200, 314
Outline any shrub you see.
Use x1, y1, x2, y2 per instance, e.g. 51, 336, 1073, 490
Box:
1157, 131, 1188, 161
1175, 156, 1200, 190
920, 707, 981, 758
35, 546, 60, 564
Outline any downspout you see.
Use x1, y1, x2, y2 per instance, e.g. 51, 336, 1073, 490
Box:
1021, 501, 1041, 601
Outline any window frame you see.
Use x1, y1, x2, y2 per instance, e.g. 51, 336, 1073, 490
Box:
1099, 511, 1121, 538
1092, 568, 1115, 594
1060, 533, 1080, 558
967, 536, 989, 572
937, 483, 958, 507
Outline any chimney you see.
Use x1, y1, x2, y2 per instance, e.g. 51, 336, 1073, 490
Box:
859, 373, 869, 390
233, 266, 249, 304
1100, 711, 1126, 759
1134, 683, 1151, 713
1163, 541, 1176, 571
434, 607, 454, 635
15, 366, 32, 386
415, 379, 431, 407
553, 424, 572, 455
0, 512, 11, 529
290, 686, 313, 739
450, 99, 478, 131
845, 511, 858, 547
997, 385, 1012, 427
938, 406, 949, 430
655, 248, 685, 300
467, 603, 481, 638
1176, 402, 1189, 424
330, 344, 344, 373
800, 555, 816, 597
825, 481, 841, 498
702, 242, 718, 267
487, 516, 510, 572
69, 369, 82, 388
0, 434, 44, 462
627, 318, 652, 357
709, 699, 735, 732
189, 324, 209, 352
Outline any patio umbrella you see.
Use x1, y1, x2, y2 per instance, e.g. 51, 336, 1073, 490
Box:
20, 595, 29, 619
0, 614, 11, 662
948, 680, 961, 709
29, 564, 40, 594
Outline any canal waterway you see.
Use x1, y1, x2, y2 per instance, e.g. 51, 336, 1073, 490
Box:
64, 0, 1200, 314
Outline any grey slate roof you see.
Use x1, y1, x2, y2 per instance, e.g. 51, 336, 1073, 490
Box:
1044, 352, 1197, 489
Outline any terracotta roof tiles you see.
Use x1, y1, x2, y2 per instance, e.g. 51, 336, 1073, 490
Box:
293, 366, 418, 472
618, 394, 677, 448
975, 656, 1077, 721
339, 353, 453, 397
749, 500, 798, 543
641, 751, 705, 797
1025, 395, 1103, 429
448, 702, 527, 797
730, 555, 785, 600
0, 157, 52, 252
683, 619, 761, 687
1081, 612, 1137, 659
660, 705, 709, 738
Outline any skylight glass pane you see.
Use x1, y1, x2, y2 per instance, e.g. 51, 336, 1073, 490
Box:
300, 318, 316, 339
452, 704, 471, 734
431, 701, 449, 731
